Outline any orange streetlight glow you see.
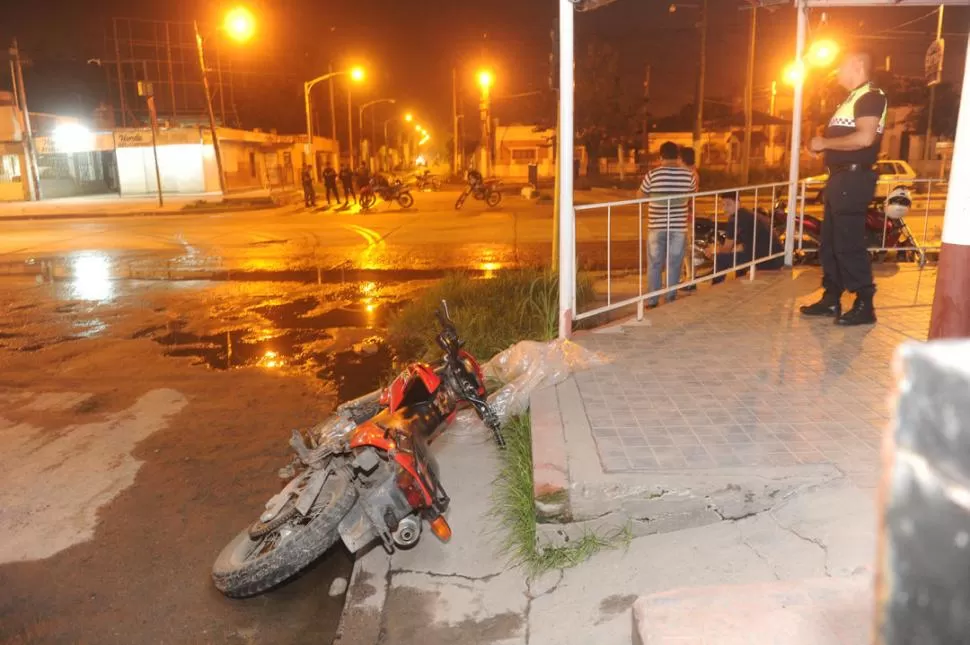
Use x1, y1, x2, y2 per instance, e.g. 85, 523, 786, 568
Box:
223, 6, 256, 42
350, 66, 365, 82
783, 61, 805, 87
807, 39, 839, 68
405, 113, 413, 122
477, 69, 494, 90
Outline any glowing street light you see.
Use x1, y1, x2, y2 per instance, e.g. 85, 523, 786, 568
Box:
350, 66, 365, 82
806, 39, 839, 68
783, 60, 805, 87
223, 6, 256, 42
415, 125, 423, 132
405, 113, 413, 122
477, 69, 494, 91
304, 65, 367, 170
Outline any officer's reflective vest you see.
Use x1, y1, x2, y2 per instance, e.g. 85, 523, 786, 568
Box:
828, 83, 887, 134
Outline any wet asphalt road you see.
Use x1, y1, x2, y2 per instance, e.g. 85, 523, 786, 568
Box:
0, 188, 947, 284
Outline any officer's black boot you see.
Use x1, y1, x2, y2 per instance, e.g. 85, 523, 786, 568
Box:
837, 287, 877, 326
799, 288, 842, 318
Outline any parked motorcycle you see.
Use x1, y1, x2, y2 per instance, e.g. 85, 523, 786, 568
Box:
211, 301, 503, 598
414, 171, 441, 192
360, 176, 414, 210
455, 178, 502, 210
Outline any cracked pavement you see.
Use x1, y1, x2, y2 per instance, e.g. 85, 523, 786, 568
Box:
335, 428, 877, 645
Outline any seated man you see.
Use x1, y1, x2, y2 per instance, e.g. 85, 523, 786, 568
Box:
708, 192, 784, 284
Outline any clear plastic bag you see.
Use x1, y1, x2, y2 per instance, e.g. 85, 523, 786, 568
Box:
449, 338, 609, 442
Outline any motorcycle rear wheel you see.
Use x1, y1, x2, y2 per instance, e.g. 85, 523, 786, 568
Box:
485, 190, 502, 208
398, 192, 414, 209
211, 470, 355, 598
455, 193, 468, 210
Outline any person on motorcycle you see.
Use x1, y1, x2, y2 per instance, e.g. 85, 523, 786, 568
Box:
466, 168, 483, 191
339, 164, 356, 205
357, 163, 372, 192
707, 193, 784, 284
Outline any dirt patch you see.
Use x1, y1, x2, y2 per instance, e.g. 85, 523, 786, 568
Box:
0, 278, 355, 644
596, 593, 639, 624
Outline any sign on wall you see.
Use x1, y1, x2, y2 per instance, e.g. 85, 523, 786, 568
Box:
115, 128, 201, 148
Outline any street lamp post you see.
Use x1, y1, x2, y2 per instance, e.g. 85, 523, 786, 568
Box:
303, 66, 364, 176
477, 69, 493, 177
193, 7, 255, 196
194, 21, 227, 195
359, 98, 396, 170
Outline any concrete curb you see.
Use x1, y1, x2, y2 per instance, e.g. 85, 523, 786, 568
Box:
0, 201, 286, 222
332, 546, 391, 645
531, 375, 844, 548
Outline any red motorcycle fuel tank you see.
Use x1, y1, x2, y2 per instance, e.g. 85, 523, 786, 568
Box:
381, 363, 442, 412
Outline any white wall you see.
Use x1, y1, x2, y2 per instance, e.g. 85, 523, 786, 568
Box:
117, 144, 206, 195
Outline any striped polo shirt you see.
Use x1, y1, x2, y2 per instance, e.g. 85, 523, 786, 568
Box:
639, 164, 698, 231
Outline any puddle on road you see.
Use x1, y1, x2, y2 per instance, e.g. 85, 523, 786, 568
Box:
146, 290, 403, 401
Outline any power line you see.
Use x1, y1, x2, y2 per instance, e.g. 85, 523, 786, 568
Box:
871, 8, 940, 37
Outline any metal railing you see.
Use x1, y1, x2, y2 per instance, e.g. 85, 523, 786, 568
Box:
572, 176, 948, 323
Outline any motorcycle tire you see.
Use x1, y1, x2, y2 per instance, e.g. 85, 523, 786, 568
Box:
360, 194, 376, 210
485, 190, 502, 208
431, 178, 441, 191
455, 193, 468, 210
212, 470, 356, 598
397, 192, 414, 209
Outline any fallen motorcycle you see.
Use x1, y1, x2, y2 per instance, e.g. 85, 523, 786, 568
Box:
455, 178, 502, 210
360, 177, 414, 210
414, 171, 441, 192
211, 301, 503, 598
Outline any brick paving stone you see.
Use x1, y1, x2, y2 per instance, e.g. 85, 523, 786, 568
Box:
576, 266, 933, 476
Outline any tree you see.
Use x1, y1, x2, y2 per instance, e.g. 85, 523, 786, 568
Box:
906, 82, 960, 139
574, 38, 639, 172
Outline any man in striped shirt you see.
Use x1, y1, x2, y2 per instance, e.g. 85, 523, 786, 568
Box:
639, 141, 698, 307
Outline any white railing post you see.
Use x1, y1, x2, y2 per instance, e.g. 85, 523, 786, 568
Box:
557, 0, 576, 339
784, 0, 807, 266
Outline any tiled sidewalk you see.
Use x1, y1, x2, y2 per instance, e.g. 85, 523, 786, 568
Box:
575, 265, 934, 487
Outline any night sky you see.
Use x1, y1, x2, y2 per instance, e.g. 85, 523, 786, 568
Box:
2, 0, 967, 143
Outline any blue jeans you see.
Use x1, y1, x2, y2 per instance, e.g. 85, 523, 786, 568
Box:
647, 229, 687, 306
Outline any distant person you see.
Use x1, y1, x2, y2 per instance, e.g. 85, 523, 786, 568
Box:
301, 166, 316, 208
339, 164, 356, 205
639, 141, 697, 308
680, 146, 697, 177
707, 192, 784, 284
356, 162, 371, 192
322, 162, 340, 206
466, 167, 483, 190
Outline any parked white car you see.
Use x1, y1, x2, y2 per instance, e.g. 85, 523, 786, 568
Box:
806, 160, 918, 204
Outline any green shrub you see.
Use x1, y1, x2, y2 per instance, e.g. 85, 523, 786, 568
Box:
492, 415, 631, 576
387, 269, 593, 363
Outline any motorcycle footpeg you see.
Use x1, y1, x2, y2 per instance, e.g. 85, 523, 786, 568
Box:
289, 429, 313, 463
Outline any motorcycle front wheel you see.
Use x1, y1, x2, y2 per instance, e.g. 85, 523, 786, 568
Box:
485, 190, 502, 208
398, 192, 414, 209
455, 192, 468, 210
360, 194, 376, 210
211, 469, 356, 598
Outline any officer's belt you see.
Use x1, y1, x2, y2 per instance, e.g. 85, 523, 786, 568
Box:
827, 163, 875, 174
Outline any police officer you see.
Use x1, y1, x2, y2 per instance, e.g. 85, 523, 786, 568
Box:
800, 49, 887, 326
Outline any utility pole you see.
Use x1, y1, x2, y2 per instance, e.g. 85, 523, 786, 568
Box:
11, 39, 40, 201
643, 64, 652, 159
193, 21, 227, 195
347, 80, 354, 168
328, 62, 338, 161
452, 67, 459, 177
693, 0, 708, 165
923, 4, 945, 163
741, 5, 757, 185
768, 80, 777, 166
139, 82, 164, 207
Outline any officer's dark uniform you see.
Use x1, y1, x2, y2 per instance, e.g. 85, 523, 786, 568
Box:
801, 81, 887, 325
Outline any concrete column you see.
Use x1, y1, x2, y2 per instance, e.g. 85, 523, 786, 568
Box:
929, 30, 970, 340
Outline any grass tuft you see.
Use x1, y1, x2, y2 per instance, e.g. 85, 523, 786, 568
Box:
387, 268, 594, 364
492, 414, 631, 577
